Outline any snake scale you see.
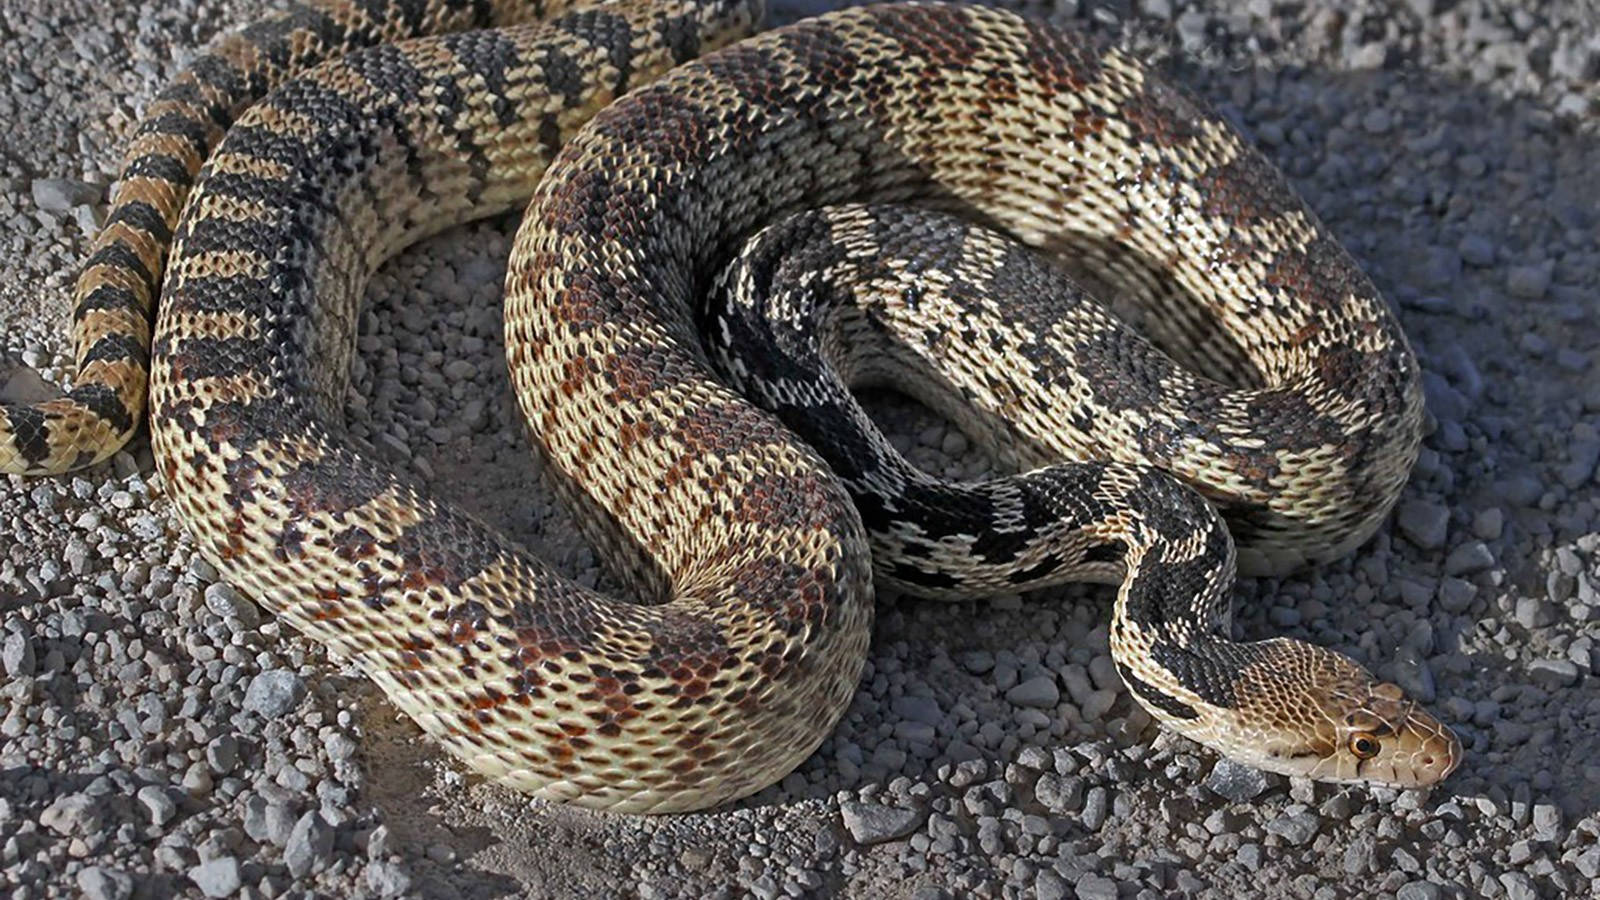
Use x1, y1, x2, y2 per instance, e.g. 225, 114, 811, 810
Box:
1, 0, 1461, 812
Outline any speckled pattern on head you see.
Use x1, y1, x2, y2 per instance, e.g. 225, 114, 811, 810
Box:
8, 0, 1461, 812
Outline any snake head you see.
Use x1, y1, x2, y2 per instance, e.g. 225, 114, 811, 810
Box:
1216, 646, 1462, 788
1305, 676, 1463, 788
1169, 640, 1462, 789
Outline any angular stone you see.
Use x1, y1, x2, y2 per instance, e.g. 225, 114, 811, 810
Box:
1457, 234, 1494, 266
1498, 871, 1536, 900
204, 583, 260, 628
1396, 500, 1449, 550
891, 694, 944, 726
136, 785, 177, 828
1516, 597, 1559, 630
1006, 675, 1060, 709
77, 866, 133, 900
31, 177, 100, 211
40, 793, 101, 836
285, 810, 335, 878
1529, 658, 1579, 688
189, 857, 241, 898
1395, 882, 1444, 900
1437, 577, 1477, 613
1506, 263, 1552, 299
1074, 873, 1119, 900
1204, 759, 1272, 802
1035, 773, 1086, 815
1265, 808, 1320, 846
840, 801, 926, 845
1, 632, 35, 677
1443, 541, 1494, 576
1575, 844, 1600, 879
366, 861, 413, 897
243, 669, 305, 717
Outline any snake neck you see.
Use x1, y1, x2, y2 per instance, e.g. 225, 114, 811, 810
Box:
1101, 483, 1254, 726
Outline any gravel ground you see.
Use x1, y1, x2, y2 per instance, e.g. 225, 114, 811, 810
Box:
3, 0, 1599, 897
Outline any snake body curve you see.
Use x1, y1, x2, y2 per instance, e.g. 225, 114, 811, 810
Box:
4, 0, 1460, 812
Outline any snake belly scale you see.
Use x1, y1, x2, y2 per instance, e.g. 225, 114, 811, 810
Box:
1, 0, 1460, 812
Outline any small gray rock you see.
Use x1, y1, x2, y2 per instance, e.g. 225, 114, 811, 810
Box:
242, 796, 272, 843
206, 734, 240, 774
1342, 834, 1377, 874
324, 731, 358, 762
189, 857, 242, 898
1396, 500, 1449, 550
1443, 541, 1493, 576
1472, 508, 1503, 540
181, 762, 213, 797
77, 866, 133, 900
136, 785, 177, 828
1141, 0, 1173, 19
1, 632, 34, 677
1457, 234, 1494, 266
1035, 868, 1070, 900
1506, 263, 1551, 299
1437, 577, 1477, 613
1035, 772, 1085, 815
366, 861, 413, 897
1498, 871, 1536, 900
243, 669, 306, 717
246, 798, 299, 847
1395, 882, 1444, 900
1237, 843, 1263, 871
960, 650, 995, 674
1006, 675, 1060, 708
204, 583, 260, 628
40, 793, 101, 836
1204, 759, 1271, 802
376, 432, 412, 460
1574, 844, 1600, 879
1531, 801, 1563, 841
1074, 873, 1119, 900
891, 694, 944, 726
1529, 658, 1579, 688
1415, 245, 1461, 289
1264, 808, 1320, 846
285, 810, 335, 878
1080, 786, 1109, 831
1392, 646, 1436, 703
31, 177, 100, 211
839, 801, 926, 844
1175, 10, 1208, 48
1516, 597, 1559, 630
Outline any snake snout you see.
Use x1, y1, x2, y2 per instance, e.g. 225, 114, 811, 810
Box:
1391, 704, 1464, 786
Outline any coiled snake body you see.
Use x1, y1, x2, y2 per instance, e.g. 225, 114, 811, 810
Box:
2, 0, 1459, 812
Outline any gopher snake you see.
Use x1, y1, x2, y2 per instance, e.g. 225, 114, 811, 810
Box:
1, 0, 1459, 812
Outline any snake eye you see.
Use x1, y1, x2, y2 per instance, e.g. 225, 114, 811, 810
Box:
1349, 734, 1381, 759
